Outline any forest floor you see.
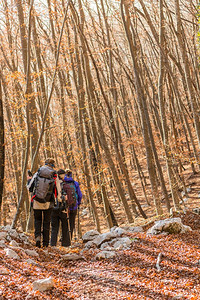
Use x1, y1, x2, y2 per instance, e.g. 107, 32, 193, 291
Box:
1, 166, 200, 299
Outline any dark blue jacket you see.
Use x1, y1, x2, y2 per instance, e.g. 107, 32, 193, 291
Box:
63, 176, 82, 210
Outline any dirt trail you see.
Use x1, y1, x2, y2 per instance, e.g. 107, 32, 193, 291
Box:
1, 212, 200, 300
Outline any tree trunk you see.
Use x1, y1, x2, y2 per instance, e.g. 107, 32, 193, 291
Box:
121, 0, 163, 215
158, 0, 180, 211
0, 80, 5, 212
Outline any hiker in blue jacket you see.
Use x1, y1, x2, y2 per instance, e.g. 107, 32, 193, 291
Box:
63, 169, 82, 246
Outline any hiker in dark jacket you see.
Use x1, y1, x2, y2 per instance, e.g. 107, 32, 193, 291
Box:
62, 169, 82, 246
50, 169, 70, 247
27, 158, 56, 248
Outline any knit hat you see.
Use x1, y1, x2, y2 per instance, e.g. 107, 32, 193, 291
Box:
65, 169, 72, 177
57, 169, 65, 175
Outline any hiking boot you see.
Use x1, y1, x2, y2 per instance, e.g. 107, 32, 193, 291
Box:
36, 241, 41, 248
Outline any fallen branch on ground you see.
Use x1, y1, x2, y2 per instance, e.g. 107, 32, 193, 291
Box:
156, 252, 162, 272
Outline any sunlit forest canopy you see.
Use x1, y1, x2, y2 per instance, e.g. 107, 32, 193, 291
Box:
0, 0, 199, 231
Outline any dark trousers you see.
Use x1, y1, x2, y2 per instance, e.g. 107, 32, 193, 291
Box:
34, 208, 52, 247
51, 209, 68, 247
68, 209, 77, 244
51, 209, 77, 247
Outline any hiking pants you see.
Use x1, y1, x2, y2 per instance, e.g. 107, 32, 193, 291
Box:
50, 209, 69, 247
34, 208, 52, 247
68, 209, 77, 242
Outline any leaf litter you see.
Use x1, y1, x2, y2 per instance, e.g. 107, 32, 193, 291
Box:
1, 212, 200, 299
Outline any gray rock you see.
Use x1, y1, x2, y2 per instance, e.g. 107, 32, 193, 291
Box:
9, 240, 19, 247
123, 226, 144, 233
84, 240, 97, 249
110, 227, 127, 236
0, 240, 6, 248
93, 232, 117, 247
9, 246, 24, 252
0, 232, 7, 240
24, 242, 30, 246
1, 225, 11, 232
33, 277, 54, 292
6, 235, 12, 242
115, 244, 124, 250
100, 242, 115, 251
160, 232, 169, 236
112, 237, 132, 249
25, 249, 39, 257
71, 242, 82, 248
100, 237, 132, 250
147, 218, 192, 235
8, 229, 19, 239
101, 245, 114, 251
61, 253, 84, 261
4, 248, 19, 259
19, 233, 29, 243
100, 242, 110, 250
181, 225, 192, 233
82, 230, 100, 243
95, 251, 116, 260
26, 258, 38, 265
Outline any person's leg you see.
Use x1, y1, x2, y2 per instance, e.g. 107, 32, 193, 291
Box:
43, 208, 53, 247
50, 210, 60, 246
60, 212, 70, 247
69, 209, 77, 240
34, 209, 42, 247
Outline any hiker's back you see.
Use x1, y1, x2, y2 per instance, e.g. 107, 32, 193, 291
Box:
27, 158, 56, 248
62, 180, 78, 209
34, 166, 55, 203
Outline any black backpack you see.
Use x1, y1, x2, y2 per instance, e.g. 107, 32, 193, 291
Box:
61, 180, 78, 208
34, 166, 55, 203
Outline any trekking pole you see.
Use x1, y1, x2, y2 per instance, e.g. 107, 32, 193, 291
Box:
77, 206, 80, 239
66, 208, 72, 245
74, 217, 77, 242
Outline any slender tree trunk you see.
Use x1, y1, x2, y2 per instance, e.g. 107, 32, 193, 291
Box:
158, 0, 180, 211
31, 0, 71, 171
72, 19, 101, 232
70, 1, 135, 223
15, 0, 39, 169
174, 0, 200, 147
12, 0, 34, 229
32, 14, 51, 157
0, 80, 5, 212
121, 0, 163, 215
